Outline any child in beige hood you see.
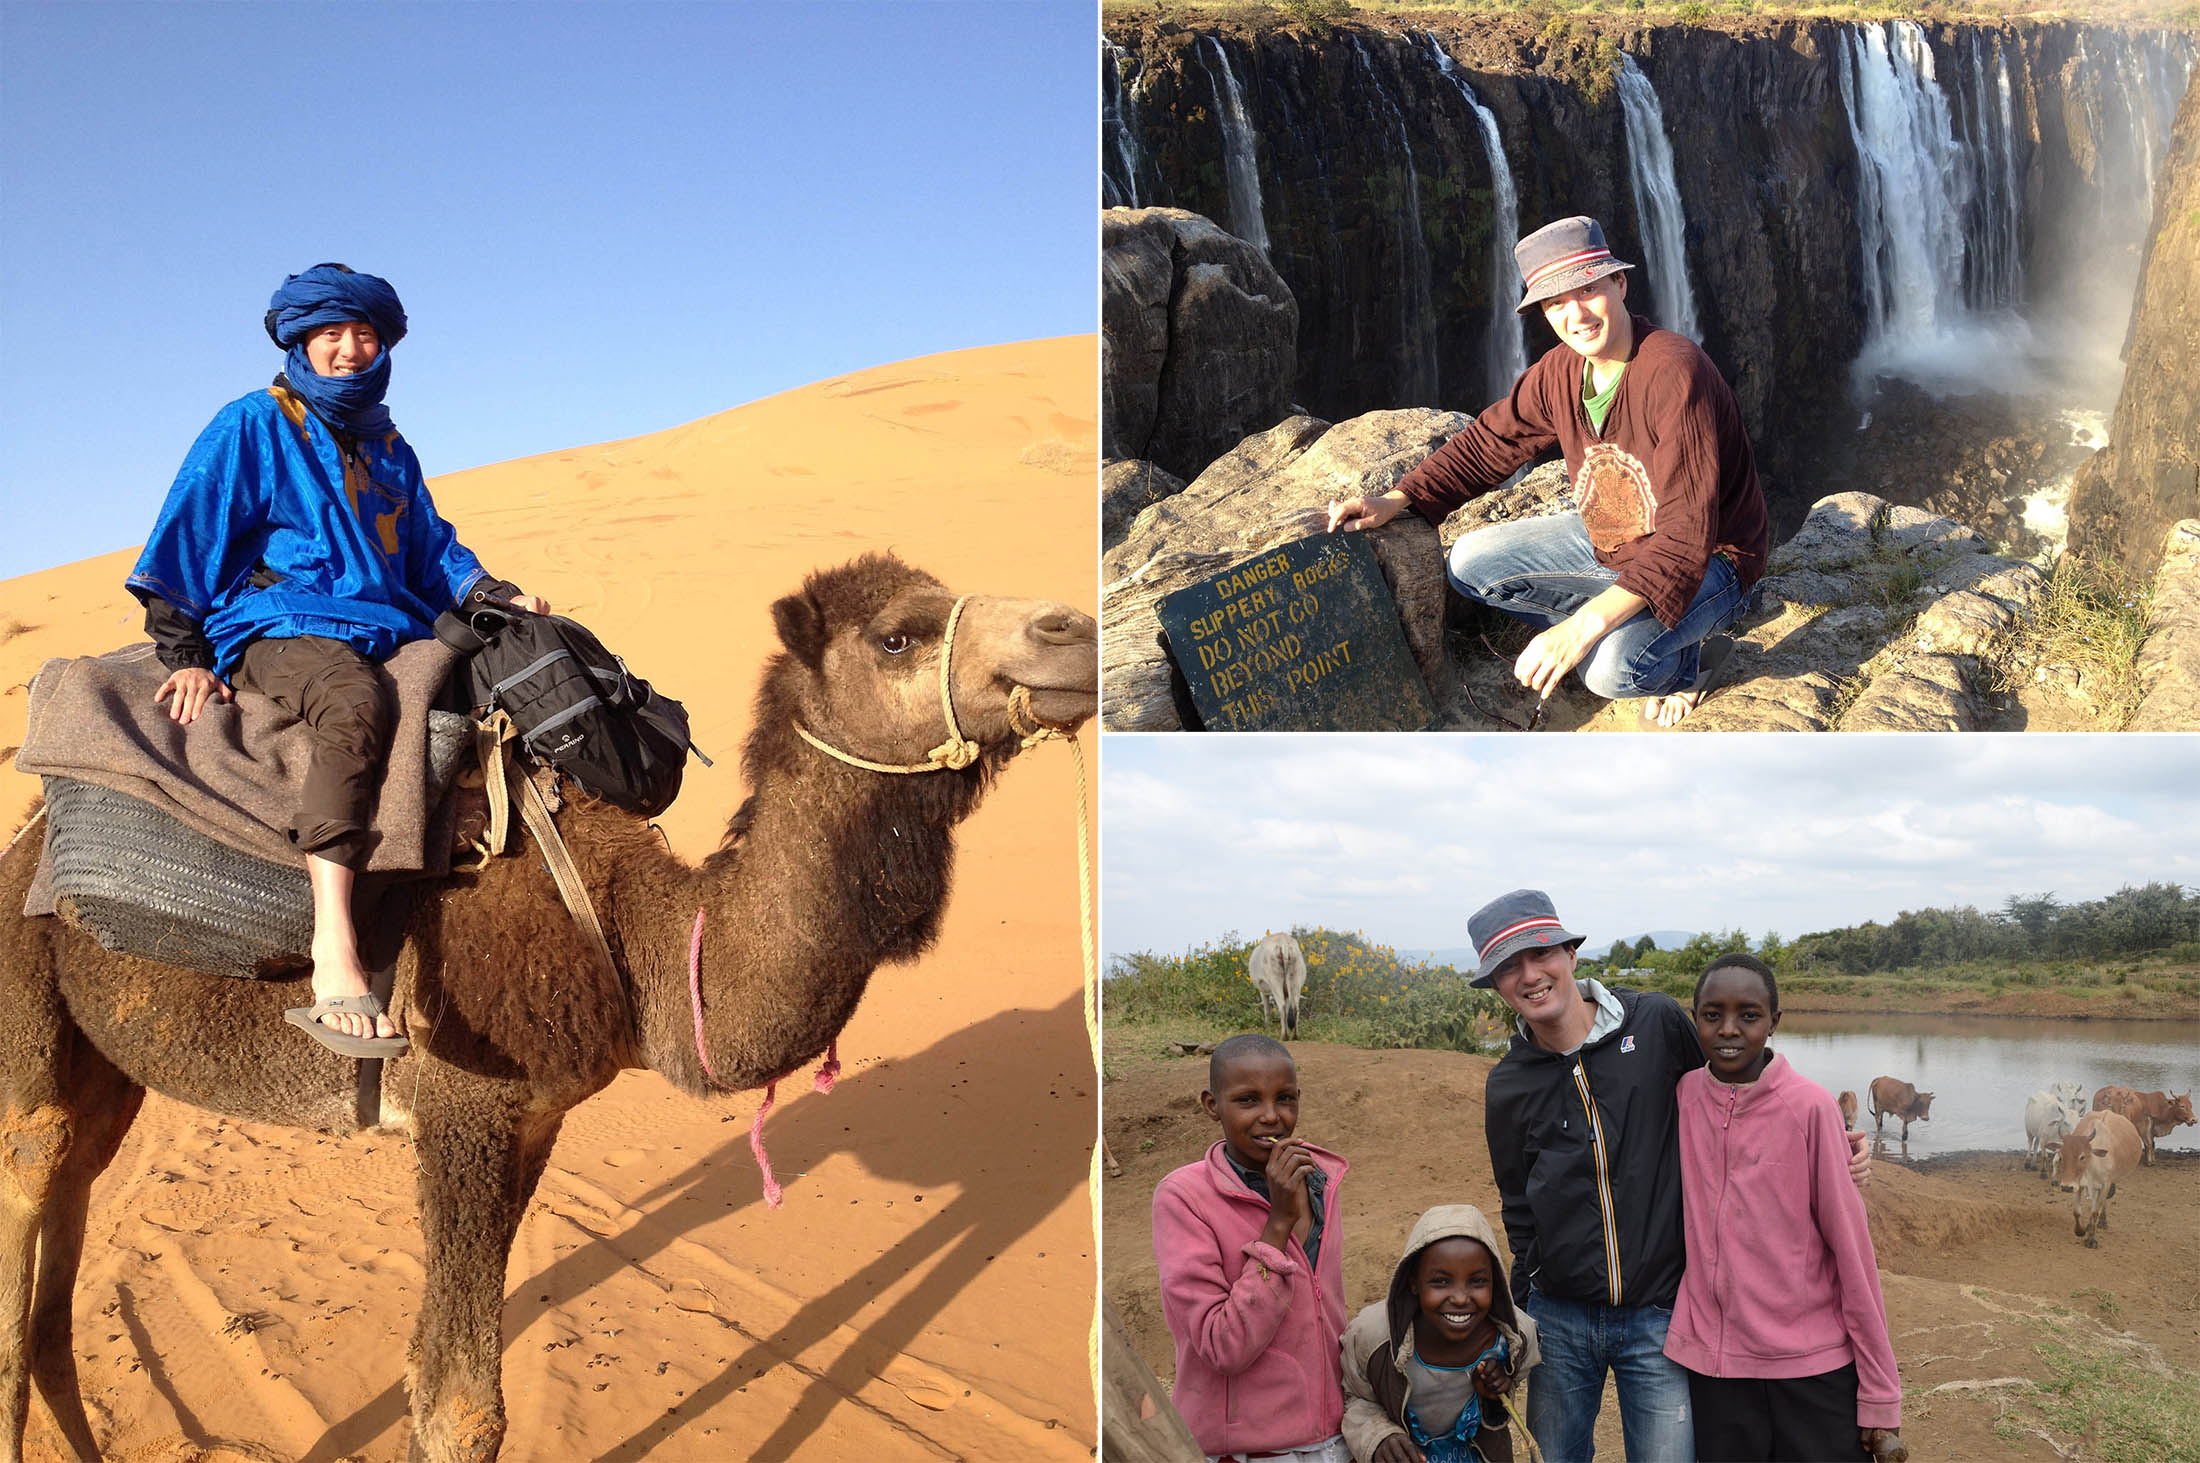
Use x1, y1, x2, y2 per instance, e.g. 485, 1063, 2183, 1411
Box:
1340, 1205, 1541, 1463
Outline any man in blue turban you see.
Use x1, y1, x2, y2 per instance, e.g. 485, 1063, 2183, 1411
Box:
127, 263, 548, 1057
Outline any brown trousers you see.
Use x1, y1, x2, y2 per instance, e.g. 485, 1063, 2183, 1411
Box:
231, 636, 395, 870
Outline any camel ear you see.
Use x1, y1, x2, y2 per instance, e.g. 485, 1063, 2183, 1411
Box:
772, 590, 829, 668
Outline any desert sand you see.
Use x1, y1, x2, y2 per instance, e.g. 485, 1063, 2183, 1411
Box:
1106, 1042, 2199, 1463
1, 336, 1100, 1462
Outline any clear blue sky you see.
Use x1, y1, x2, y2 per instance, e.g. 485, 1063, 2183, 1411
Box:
0, 1, 1095, 580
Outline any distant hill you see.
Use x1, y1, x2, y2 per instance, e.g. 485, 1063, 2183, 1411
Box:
1390, 947, 1478, 970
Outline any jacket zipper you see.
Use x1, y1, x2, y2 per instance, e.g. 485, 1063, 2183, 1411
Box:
1716, 1079, 1738, 1370
1571, 1060, 1623, 1305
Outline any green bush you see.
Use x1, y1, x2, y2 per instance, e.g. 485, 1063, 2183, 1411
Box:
1105, 928, 1507, 1054
1675, 1, 1711, 19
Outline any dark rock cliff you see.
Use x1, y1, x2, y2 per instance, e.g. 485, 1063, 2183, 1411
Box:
2067, 73, 2200, 575
1104, 16, 2193, 529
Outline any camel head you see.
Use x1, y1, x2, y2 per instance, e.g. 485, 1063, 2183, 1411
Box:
761, 553, 1096, 774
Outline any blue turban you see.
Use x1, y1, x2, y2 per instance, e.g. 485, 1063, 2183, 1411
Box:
264, 263, 408, 435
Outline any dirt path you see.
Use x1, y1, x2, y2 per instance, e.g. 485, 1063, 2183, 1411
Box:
1104, 1043, 2198, 1462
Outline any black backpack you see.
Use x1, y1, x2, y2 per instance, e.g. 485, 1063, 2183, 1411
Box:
433, 604, 709, 818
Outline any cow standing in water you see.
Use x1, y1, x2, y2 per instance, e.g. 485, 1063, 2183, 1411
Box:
1247, 932, 1307, 1040
2057, 1110, 2142, 1247
1837, 1090, 1859, 1131
1869, 1076, 1934, 1141
2092, 1086, 2196, 1166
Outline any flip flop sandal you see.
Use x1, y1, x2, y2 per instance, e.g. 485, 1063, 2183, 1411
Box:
1643, 634, 1737, 728
284, 991, 410, 1058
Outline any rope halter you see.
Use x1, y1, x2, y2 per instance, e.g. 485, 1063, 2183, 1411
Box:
792, 594, 1071, 774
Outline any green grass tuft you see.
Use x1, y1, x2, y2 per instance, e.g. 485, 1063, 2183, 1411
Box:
1988, 551, 2154, 729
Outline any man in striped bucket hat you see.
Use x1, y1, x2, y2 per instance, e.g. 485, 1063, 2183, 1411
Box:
1327, 217, 1769, 727
1471, 889, 1871, 1460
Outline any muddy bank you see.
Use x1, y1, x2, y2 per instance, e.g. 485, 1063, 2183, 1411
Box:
1104, 1042, 2198, 1461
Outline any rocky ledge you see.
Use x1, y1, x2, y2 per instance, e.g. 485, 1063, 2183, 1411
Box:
1102, 409, 2200, 733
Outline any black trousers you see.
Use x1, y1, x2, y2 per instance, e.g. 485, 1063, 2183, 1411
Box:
232, 635, 394, 871
1685, 1362, 1869, 1463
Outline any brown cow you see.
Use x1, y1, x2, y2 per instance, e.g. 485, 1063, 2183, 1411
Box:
1868, 1075, 1934, 1141
2092, 1085, 2197, 1167
1837, 1090, 1859, 1131
2058, 1110, 2143, 1246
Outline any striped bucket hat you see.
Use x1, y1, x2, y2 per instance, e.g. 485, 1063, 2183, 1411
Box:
1469, 888, 1587, 987
1515, 216, 1635, 314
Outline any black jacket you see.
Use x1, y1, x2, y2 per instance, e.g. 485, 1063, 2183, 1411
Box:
1482, 985, 1705, 1310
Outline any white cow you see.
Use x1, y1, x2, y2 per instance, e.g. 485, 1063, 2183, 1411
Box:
1248, 932, 1308, 1041
2025, 1082, 2090, 1177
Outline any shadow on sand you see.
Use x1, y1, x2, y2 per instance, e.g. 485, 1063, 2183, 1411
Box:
296, 991, 1092, 1462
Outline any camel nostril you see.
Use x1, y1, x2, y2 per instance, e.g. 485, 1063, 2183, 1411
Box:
1031, 608, 1097, 646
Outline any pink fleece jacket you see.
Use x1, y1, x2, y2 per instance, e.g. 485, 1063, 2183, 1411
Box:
1152, 1140, 1350, 1457
1664, 1054, 1902, 1429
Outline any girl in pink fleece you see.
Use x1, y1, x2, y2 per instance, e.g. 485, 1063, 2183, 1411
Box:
1664, 955, 1906, 1462
1152, 1034, 1351, 1463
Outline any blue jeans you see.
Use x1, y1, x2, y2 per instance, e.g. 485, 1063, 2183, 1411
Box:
1519, 1288, 1695, 1463
1445, 513, 1748, 699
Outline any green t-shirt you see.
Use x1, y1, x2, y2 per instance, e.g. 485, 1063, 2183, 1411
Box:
1584, 361, 1625, 434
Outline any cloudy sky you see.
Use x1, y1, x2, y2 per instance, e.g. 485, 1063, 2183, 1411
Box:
1102, 735, 2200, 960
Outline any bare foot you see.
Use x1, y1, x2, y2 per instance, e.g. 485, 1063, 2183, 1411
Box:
1641, 635, 1735, 729
308, 943, 397, 1040
1641, 688, 1706, 727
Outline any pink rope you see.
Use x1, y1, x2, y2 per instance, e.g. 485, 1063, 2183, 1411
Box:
688, 907, 718, 1085
749, 1080, 784, 1208
690, 907, 841, 1211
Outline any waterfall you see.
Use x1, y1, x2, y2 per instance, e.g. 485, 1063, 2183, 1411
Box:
1615, 54, 1700, 343
1103, 41, 1153, 209
1991, 39, 2021, 309
1352, 36, 1439, 406
1200, 36, 1269, 252
1951, 32, 2021, 312
1838, 21, 2002, 386
2048, 28, 2192, 394
1423, 35, 1527, 401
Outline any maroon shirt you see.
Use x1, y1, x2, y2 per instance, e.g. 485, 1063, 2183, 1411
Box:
1395, 316, 1768, 628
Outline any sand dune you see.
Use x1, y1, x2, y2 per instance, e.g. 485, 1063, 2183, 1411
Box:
1, 336, 1099, 1461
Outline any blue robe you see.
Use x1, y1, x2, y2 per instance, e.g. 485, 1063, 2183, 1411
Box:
128, 386, 488, 676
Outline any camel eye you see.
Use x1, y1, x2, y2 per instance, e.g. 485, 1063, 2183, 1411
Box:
881, 632, 912, 655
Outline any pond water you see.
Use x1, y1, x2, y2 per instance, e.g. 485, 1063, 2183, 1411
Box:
1767, 1012, 2200, 1159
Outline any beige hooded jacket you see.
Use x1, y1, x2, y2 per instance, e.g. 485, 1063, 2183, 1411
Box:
1339, 1205, 1542, 1463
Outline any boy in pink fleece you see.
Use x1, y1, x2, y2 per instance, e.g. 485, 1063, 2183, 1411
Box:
1153, 1034, 1351, 1463
1664, 954, 1906, 1462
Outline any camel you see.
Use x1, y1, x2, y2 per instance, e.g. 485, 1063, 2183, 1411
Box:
1248, 931, 1306, 1040
0, 553, 1095, 1463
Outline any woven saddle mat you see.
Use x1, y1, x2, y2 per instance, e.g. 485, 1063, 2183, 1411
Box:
34, 710, 478, 978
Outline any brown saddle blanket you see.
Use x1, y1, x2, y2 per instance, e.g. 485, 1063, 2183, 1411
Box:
18, 638, 467, 918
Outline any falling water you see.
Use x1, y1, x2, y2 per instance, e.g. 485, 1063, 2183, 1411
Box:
1615, 54, 1700, 343
1424, 35, 1527, 401
1952, 31, 2022, 312
1838, 21, 2011, 388
1103, 41, 1154, 209
1352, 36, 1439, 405
1200, 36, 1269, 252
